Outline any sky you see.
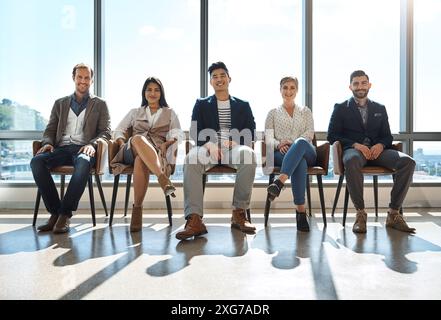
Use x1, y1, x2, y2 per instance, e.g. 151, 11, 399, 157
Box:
0, 0, 440, 151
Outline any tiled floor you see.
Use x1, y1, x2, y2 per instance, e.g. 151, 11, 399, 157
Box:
1, 208, 441, 300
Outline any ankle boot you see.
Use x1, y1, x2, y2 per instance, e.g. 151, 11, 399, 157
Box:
37, 214, 58, 232
296, 210, 310, 232
386, 209, 416, 233
176, 214, 207, 240
130, 205, 143, 232
353, 209, 367, 233
267, 179, 285, 201
158, 173, 176, 198
231, 208, 256, 233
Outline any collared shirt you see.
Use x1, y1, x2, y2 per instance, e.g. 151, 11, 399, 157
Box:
70, 93, 89, 116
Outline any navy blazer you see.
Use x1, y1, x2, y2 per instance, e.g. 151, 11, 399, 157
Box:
190, 95, 256, 147
327, 97, 393, 151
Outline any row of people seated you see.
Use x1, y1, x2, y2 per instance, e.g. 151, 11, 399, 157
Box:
30, 62, 416, 239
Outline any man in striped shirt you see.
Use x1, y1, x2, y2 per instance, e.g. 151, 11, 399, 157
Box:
177, 62, 257, 240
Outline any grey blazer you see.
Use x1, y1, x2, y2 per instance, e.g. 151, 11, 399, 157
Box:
41, 94, 111, 148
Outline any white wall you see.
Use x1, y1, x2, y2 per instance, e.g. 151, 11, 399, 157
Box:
0, 184, 440, 210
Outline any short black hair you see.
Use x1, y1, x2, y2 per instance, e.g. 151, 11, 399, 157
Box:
350, 70, 369, 83
208, 61, 229, 77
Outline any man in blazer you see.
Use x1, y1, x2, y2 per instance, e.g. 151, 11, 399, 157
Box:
327, 70, 415, 234
176, 61, 257, 240
30, 63, 111, 233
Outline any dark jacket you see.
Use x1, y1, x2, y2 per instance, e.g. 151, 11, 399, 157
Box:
190, 95, 256, 147
42, 94, 111, 149
327, 97, 393, 150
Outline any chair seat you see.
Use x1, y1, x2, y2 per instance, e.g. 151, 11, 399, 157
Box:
111, 167, 134, 175
361, 166, 395, 174
264, 166, 327, 175
51, 166, 98, 175
205, 165, 237, 174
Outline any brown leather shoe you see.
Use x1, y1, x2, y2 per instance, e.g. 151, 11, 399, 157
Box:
130, 205, 143, 232
37, 214, 58, 232
386, 209, 416, 233
176, 214, 207, 240
158, 173, 176, 198
53, 215, 70, 234
231, 208, 256, 233
352, 209, 367, 234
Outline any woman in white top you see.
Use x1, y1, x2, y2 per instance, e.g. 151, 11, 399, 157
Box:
264, 76, 316, 231
111, 77, 182, 232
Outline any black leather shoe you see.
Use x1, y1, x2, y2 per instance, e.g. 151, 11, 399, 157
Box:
267, 179, 284, 201
37, 214, 58, 232
296, 211, 310, 232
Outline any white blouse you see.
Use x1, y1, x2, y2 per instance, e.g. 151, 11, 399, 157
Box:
264, 104, 314, 150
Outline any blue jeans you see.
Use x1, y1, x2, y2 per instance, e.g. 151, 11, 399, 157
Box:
30, 144, 96, 217
274, 138, 316, 205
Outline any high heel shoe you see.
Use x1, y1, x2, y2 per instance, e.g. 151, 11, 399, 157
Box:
158, 173, 176, 198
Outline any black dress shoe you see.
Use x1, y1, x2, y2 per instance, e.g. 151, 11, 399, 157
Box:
296, 211, 310, 232
267, 179, 285, 201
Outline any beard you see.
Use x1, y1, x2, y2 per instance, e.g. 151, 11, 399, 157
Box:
353, 89, 369, 99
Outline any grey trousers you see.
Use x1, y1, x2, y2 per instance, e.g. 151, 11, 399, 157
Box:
183, 145, 257, 218
343, 148, 416, 210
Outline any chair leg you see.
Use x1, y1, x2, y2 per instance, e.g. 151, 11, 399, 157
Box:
95, 174, 108, 216
306, 176, 312, 217
202, 174, 207, 194
33, 190, 41, 226
332, 175, 344, 217
373, 175, 378, 217
60, 175, 65, 200
264, 174, 275, 227
124, 174, 132, 217
88, 176, 96, 227
109, 175, 120, 226
317, 175, 327, 227
343, 186, 349, 227
166, 195, 173, 226
246, 209, 251, 223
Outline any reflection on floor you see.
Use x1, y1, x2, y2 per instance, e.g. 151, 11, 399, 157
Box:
1, 208, 441, 300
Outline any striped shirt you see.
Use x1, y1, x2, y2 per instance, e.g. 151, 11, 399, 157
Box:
217, 99, 231, 144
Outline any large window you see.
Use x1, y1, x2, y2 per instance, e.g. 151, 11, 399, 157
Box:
0, 0, 94, 130
414, 0, 441, 132
313, 0, 400, 133
413, 141, 441, 182
0, 0, 93, 181
208, 0, 303, 131
104, 0, 199, 130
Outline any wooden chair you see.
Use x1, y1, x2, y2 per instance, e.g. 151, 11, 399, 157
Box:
32, 139, 108, 227
185, 141, 252, 222
108, 129, 176, 226
261, 135, 330, 227
331, 141, 403, 226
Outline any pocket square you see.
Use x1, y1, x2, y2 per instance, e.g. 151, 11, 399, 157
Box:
374, 113, 382, 117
